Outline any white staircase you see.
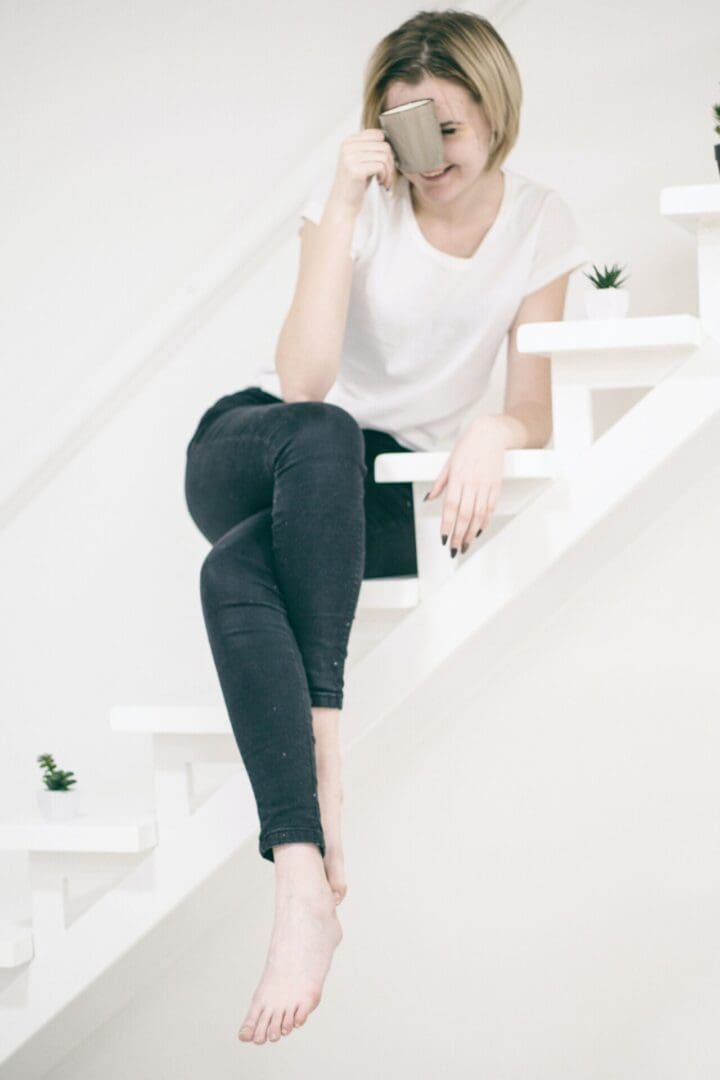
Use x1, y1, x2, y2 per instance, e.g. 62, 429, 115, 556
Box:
0, 181, 718, 1077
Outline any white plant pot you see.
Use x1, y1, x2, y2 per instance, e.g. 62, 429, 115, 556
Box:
37, 789, 82, 821
584, 287, 629, 320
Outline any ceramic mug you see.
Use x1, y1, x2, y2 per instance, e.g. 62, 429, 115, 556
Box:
378, 98, 445, 176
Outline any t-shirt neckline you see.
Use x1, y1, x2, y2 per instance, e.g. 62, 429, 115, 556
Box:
402, 168, 512, 267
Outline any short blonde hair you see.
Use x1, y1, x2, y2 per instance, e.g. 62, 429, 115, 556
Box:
361, 9, 522, 174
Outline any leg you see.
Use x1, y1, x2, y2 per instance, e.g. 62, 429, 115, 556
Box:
361, 426, 418, 579
185, 392, 366, 1043
199, 509, 325, 860
185, 392, 368, 860
308, 426, 420, 907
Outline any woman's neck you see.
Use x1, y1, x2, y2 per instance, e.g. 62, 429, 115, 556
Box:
410, 167, 505, 228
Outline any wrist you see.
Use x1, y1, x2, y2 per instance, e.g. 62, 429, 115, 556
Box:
325, 187, 361, 225
471, 414, 520, 449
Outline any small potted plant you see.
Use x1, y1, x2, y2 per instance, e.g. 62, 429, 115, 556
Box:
583, 262, 630, 319
36, 753, 81, 820
713, 87, 720, 177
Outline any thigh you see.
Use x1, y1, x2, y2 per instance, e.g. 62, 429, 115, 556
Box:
361, 428, 418, 580
184, 386, 283, 543
184, 387, 418, 577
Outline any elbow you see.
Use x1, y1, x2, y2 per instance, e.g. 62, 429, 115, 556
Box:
284, 391, 320, 403
276, 366, 335, 404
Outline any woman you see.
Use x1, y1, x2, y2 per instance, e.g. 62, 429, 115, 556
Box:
184, 9, 588, 1046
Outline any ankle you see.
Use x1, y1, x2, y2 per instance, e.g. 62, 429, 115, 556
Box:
273, 842, 328, 891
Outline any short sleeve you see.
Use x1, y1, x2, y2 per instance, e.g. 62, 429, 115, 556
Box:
297, 169, 376, 262
524, 190, 590, 296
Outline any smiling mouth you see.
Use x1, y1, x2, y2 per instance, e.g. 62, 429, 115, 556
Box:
421, 165, 454, 179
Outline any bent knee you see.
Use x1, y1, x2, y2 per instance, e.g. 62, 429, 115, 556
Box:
199, 545, 231, 606
199, 531, 272, 607
284, 401, 365, 461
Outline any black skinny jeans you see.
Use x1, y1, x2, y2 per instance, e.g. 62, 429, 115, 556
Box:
183, 385, 417, 862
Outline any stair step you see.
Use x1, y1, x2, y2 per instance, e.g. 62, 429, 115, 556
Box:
109, 708, 242, 821
359, 575, 420, 609
660, 183, 720, 233
0, 815, 157, 853
517, 314, 703, 387
373, 447, 560, 483
109, 705, 229, 735
0, 924, 34, 968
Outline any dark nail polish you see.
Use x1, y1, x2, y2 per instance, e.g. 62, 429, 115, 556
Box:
451, 547, 457, 558
423, 492, 430, 501
441, 534, 448, 545
461, 543, 468, 554
476, 528, 483, 536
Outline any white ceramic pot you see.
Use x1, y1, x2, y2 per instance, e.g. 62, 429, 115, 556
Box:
584, 287, 629, 320
37, 789, 82, 821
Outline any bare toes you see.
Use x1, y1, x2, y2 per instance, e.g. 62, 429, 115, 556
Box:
253, 1008, 271, 1044
238, 1006, 261, 1041
282, 1007, 296, 1035
267, 1011, 284, 1042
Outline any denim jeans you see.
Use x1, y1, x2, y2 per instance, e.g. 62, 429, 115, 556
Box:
183, 385, 417, 861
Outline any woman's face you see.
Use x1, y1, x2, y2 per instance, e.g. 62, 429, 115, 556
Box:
382, 74, 496, 199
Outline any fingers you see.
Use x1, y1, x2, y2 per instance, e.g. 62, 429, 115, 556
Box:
357, 150, 394, 189
436, 482, 493, 556
461, 490, 487, 553
442, 482, 476, 556
424, 462, 494, 556
375, 131, 396, 189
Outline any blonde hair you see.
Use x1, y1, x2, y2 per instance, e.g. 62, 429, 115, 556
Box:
361, 9, 522, 174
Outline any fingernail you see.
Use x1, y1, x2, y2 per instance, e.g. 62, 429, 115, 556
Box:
461, 543, 468, 554
451, 547, 457, 558
423, 492, 430, 501
441, 534, 448, 545
476, 528, 483, 536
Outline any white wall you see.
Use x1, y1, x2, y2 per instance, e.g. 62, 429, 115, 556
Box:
0, 0, 718, 999
0, 0, 412, 460
45, 418, 720, 1078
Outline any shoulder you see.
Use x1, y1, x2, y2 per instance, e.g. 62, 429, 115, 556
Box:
504, 168, 573, 223
506, 170, 589, 294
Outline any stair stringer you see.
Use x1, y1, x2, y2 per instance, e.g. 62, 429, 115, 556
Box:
340, 336, 720, 748
0, 775, 264, 1078
1, 336, 719, 1077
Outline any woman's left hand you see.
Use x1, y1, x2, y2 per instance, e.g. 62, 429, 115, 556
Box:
424, 417, 507, 554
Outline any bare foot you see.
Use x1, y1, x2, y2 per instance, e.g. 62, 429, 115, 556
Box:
238, 845, 343, 1044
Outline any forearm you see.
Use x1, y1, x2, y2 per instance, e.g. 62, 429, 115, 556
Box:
473, 402, 553, 450
275, 199, 357, 403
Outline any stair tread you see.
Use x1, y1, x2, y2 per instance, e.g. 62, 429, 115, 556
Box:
374, 447, 559, 483
0, 813, 158, 852
660, 183, 720, 231
110, 704, 231, 734
517, 313, 702, 354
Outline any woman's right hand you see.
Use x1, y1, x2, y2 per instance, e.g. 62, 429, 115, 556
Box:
329, 128, 397, 215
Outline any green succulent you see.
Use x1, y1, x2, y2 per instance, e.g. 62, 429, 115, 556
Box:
583, 262, 629, 289
714, 99, 720, 138
37, 752, 77, 791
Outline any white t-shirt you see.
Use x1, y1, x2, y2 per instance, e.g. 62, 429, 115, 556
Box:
256, 166, 590, 451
